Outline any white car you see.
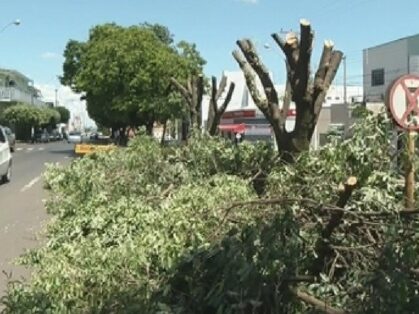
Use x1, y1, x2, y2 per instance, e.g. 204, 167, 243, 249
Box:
67, 131, 82, 144
0, 126, 12, 183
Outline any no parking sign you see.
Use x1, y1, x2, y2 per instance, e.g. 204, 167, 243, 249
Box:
387, 74, 419, 209
388, 74, 419, 130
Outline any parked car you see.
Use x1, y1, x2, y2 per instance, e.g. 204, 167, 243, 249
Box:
67, 131, 82, 144
34, 130, 49, 143
49, 130, 62, 141
0, 126, 12, 183
4, 127, 16, 152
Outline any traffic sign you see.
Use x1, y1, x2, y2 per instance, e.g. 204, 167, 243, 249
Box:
388, 74, 419, 131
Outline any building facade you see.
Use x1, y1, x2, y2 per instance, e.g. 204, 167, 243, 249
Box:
0, 68, 44, 106
202, 71, 363, 149
363, 33, 419, 105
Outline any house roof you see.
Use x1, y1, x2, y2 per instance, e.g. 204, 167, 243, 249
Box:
363, 33, 419, 51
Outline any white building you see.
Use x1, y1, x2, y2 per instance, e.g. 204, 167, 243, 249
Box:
202, 71, 363, 148
363, 33, 419, 108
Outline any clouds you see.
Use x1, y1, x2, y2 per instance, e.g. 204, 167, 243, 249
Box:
41, 52, 60, 60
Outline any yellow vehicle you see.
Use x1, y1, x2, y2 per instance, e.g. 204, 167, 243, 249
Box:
74, 134, 114, 156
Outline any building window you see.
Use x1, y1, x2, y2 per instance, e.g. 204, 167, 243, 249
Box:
371, 68, 384, 86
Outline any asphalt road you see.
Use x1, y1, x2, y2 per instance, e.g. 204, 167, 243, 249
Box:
0, 141, 74, 295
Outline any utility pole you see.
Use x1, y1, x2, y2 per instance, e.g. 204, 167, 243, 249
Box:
343, 55, 347, 104
55, 88, 58, 107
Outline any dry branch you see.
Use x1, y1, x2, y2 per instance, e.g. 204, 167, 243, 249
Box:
292, 290, 346, 314
170, 75, 204, 130
207, 75, 235, 135
312, 177, 358, 276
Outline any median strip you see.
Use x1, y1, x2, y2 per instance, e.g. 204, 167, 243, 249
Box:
20, 176, 41, 192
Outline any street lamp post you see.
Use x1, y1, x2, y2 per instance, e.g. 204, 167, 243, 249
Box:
0, 19, 20, 34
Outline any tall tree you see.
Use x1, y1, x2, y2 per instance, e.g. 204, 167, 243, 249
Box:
233, 19, 342, 157
60, 23, 204, 134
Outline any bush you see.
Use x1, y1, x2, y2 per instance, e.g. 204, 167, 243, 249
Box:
3, 110, 419, 313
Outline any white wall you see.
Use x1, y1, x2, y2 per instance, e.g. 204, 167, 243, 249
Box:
363, 39, 408, 102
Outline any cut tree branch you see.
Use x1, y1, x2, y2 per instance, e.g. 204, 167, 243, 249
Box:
235, 39, 284, 141
232, 50, 268, 111
207, 75, 235, 135
236, 39, 279, 106
292, 290, 346, 314
170, 75, 204, 131
170, 77, 192, 105
296, 19, 314, 97
215, 75, 227, 101
312, 177, 358, 276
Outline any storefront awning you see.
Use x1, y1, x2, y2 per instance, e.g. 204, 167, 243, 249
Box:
218, 123, 246, 134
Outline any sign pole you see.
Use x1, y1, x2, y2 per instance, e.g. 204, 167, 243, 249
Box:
406, 130, 416, 209
387, 75, 419, 210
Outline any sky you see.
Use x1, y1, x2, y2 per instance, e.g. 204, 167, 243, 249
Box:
0, 0, 418, 124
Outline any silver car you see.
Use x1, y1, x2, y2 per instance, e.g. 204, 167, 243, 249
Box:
67, 131, 82, 144
0, 126, 12, 183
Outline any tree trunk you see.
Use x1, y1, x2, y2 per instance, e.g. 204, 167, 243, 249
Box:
145, 120, 154, 136
170, 75, 204, 136
207, 76, 235, 136
160, 120, 167, 145
233, 19, 342, 158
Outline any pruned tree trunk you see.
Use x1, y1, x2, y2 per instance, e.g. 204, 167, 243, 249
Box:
233, 19, 343, 158
160, 120, 167, 145
170, 75, 204, 131
145, 120, 154, 136
207, 76, 235, 135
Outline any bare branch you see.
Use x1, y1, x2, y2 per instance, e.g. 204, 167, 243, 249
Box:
281, 68, 292, 125
170, 77, 192, 106
312, 177, 358, 276
272, 33, 298, 68
211, 76, 217, 105
219, 82, 235, 114
216, 75, 227, 101
196, 75, 204, 127
323, 51, 344, 89
232, 50, 268, 109
186, 77, 193, 95
236, 39, 279, 106
207, 79, 235, 135
313, 49, 343, 117
297, 19, 314, 95
314, 40, 334, 90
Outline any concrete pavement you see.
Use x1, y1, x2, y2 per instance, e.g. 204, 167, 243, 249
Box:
0, 141, 74, 294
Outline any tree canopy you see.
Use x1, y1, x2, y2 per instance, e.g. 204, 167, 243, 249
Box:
61, 23, 206, 131
3, 104, 61, 127
54, 106, 70, 124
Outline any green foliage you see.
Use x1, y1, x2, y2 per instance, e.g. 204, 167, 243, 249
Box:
3, 104, 61, 128
3, 109, 419, 313
61, 23, 206, 129
54, 106, 70, 124
2, 133, 260, 313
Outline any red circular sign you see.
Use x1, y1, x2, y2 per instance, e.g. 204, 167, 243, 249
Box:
388, 74, 419, 131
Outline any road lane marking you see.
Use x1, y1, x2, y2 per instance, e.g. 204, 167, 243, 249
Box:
16, 147, 23, 151
38, 147, 45, 151
27, 148, 34, 152
21, 176, 41, 192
